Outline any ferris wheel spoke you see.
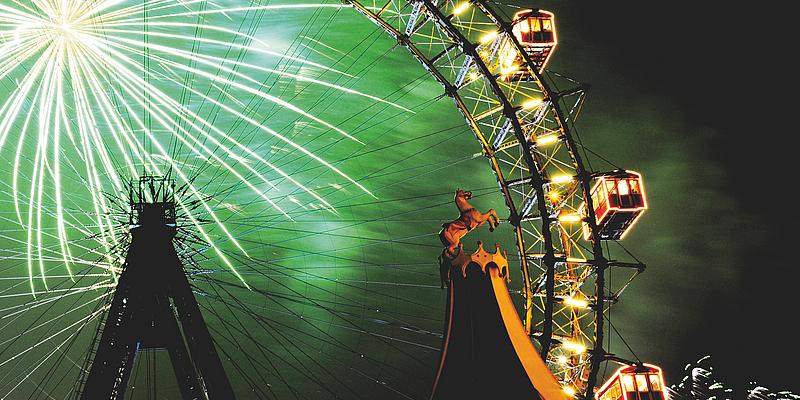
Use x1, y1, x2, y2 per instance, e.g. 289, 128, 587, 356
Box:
206, 260, 434, 370
199, 301, 329, 399
0, 310, 99, 398
217, 251, 441, 322
205, 283, 379, 400
199, 275, 437, 387
202, 291, 381, 399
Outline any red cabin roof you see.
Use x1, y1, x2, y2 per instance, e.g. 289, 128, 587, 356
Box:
595, 363, 668, 400
513, 9, 555, 21
498, 9, 558, 76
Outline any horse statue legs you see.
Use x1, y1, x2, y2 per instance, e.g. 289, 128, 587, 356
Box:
438, 250, 449, 289
438, 243, 463, 289
478, 208, 500, 232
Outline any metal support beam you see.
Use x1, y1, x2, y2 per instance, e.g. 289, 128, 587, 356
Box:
80, 178, 235, 400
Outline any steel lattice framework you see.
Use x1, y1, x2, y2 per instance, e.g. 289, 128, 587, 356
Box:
346, 1, 645, 397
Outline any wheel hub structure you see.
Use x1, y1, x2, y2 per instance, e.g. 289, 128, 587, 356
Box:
347, 1, 643, 396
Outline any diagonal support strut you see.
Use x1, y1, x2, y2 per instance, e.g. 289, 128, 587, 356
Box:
80, 177, 235, 400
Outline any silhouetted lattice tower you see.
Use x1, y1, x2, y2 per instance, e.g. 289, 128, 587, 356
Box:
79, 176, 235, 400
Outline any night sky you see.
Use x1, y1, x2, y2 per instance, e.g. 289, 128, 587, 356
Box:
535, 0, 795, 392
0, 0, 795, 397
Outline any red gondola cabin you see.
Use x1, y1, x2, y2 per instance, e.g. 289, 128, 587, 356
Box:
499, 9, 558, 78
595, 364, 668, 400
582, 171, 647, 240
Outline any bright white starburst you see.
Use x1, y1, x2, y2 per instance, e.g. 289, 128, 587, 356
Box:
0, 0, 405, 294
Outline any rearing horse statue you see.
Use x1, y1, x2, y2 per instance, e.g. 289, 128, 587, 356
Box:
438, 189, 500, 287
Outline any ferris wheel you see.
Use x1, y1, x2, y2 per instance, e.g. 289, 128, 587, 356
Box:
347, 0, 649, 397
0, 1, 649, 399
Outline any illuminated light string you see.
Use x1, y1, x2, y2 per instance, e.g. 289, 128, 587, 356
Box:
0, 1, 406, 294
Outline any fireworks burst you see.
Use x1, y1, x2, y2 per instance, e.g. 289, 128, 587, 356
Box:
0, 0, 403, 294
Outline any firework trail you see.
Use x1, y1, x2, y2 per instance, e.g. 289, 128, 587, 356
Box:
0, 0, 405, 294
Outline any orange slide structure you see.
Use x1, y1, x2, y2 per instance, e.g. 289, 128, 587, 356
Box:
431, 243, 567, 400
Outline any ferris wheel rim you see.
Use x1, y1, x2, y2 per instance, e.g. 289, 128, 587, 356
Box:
346, 0, 611, 396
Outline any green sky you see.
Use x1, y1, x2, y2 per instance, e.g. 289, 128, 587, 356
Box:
0, 0, 793, 398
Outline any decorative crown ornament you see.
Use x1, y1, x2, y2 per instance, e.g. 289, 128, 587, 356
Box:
449, 241, 510, 283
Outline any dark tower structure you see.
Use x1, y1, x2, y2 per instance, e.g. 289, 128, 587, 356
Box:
80, 176, 235, 400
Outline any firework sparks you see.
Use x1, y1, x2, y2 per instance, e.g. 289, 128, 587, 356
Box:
0, 0, 398, 294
